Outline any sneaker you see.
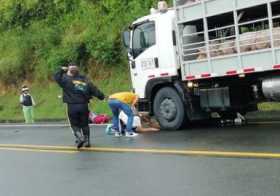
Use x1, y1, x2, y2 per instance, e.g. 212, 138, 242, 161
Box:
114, 131, 122, 137
125, 132, 138, 137
77, 140, 85, 149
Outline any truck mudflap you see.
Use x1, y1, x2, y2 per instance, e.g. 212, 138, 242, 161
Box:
173, 81, 210, 121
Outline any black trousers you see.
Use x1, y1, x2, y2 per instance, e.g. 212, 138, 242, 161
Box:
67, 104, 90, 140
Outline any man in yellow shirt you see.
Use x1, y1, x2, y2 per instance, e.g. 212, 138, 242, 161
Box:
108, 92, 139, 137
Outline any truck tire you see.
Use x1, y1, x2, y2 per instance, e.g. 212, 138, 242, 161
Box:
153, 87, 186, 130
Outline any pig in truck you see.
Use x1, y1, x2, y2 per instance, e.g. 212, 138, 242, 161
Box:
122, 0, 280, 130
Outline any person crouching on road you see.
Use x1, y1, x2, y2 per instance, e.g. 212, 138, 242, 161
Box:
20, 85, 35, 124
119, 109, 160, 133
54, 63, 105, 149
108, 92, 139, 137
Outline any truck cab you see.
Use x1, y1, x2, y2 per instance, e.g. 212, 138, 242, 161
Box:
123, 3, 210, 130
126, 8, 178, 98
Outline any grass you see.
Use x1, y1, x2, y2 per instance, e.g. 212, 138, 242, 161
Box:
258, 102, 280, 111
1, 64, 280, 122
0, 65, 131, 121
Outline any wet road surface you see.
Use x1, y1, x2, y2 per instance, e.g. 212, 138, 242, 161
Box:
0, 123, 279, 196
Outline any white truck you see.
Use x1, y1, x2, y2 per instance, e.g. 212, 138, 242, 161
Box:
122, 0, 280, 130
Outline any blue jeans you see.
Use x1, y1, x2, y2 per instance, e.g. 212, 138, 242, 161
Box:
108, 99, 134, 133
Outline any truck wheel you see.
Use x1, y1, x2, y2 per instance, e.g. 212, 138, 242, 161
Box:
153, 87, 186, 130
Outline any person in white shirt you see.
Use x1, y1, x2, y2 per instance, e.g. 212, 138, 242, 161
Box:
119, 107, 160, 133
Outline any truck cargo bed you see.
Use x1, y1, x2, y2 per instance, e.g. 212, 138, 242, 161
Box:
184, 47, 280, 80
174, 0, 280, 80
175, 0, 272, 23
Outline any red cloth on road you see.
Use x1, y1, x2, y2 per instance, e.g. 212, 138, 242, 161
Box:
89, 113, 110, 124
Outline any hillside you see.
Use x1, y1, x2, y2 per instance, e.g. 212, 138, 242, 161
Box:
0, 0, 174, 84
0, 0, 172, 121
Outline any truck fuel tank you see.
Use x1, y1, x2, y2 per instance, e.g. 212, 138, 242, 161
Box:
262, 76, 280, 101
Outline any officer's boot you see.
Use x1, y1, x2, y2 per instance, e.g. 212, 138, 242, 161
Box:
71, 126, 84, 149
82, 126, 91, 148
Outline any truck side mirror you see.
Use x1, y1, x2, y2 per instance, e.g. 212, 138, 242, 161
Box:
122, 31, 130, 48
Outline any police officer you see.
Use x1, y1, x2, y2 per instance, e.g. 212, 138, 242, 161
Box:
54, 63, 105, 149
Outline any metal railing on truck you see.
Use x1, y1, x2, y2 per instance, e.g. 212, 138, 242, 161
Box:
173, 0, 280, 80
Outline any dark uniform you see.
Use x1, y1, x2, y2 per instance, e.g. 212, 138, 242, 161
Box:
54, 68, 105, 148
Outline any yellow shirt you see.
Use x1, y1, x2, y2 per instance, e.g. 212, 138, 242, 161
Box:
109, 92, 137, 105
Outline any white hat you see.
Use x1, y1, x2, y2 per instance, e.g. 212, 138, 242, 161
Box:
21, 87, 29, 92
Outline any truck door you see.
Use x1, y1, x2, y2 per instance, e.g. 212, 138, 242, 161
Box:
130, 20, 157, 98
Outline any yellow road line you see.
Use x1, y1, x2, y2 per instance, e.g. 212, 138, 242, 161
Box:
0, 144, 280, 159
86, 147, 280, 159
0, 147, 77, 154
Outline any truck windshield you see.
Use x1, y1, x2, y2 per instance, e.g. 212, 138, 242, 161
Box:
132, 21, 156, 58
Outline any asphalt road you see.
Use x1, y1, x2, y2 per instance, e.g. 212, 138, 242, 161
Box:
0, 123, 280, 196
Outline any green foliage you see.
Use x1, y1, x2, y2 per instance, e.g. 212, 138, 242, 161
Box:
0, 0, 171, 84
0, 0, 175, 120
0, 65, 131, 121
0, 28, 34, 85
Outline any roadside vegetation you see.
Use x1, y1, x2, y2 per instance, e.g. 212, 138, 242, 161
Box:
0, 0, 173, 121
0, 0, 279, 121
0, 0, 173, 84
0, 65, 130, 121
